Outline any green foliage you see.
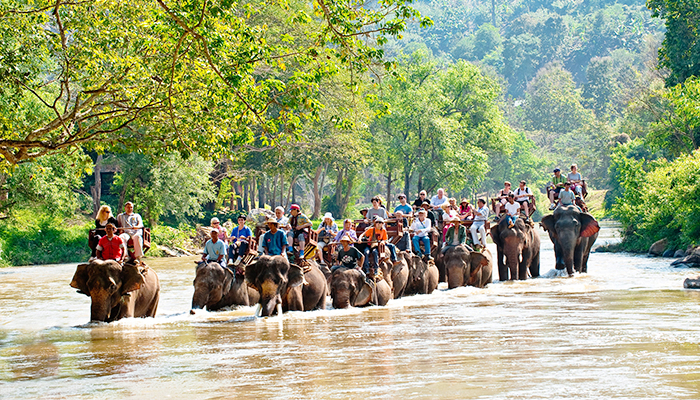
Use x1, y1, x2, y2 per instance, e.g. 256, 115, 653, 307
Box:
0, 211, 89, 267
645, 77, 700, 156
610, 145, 700, 251
150, 224, 196, 251
112, 153, 215, 226
0, 0, 430, 166
647, 0, 700, 86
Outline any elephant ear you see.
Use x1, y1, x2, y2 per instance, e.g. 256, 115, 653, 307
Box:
353, 273, 376, 307
121, 263, 145, 294
245, 260, 263, 287
580, 213, 600, 238
490, 223, 502, 248
288, 263, 305, 288
70, 263, 91, 296
467, 252, 490, 286
540, 215, 556, 236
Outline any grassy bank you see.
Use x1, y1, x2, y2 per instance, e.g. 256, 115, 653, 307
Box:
0, 212, 91, 267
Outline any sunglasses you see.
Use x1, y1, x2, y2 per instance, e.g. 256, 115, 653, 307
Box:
212, 222, 220, 225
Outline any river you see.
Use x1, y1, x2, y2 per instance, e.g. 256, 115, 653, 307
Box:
2, 223, 700, 399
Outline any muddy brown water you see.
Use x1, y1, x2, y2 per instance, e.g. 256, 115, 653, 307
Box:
3, 223, 700, 399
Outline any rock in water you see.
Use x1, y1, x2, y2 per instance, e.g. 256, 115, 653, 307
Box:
684, 277, 700, 289
648, 238, 668, 256
671, 253, 700, 268
674, 250, 686, 258
662, 249, 675, 258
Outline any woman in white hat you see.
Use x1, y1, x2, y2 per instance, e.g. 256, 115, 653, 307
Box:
315, 212, 338, 265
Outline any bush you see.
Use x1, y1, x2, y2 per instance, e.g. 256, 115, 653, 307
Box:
150, 224, 196, 252
610, 146, 700, 252
0, 212, 90, 267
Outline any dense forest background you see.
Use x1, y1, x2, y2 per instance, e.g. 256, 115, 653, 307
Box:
1, 0, 698, 265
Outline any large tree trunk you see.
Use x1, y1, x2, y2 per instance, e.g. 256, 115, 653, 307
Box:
309, 166, 323, 219
230, 179, 237, 210
235, 181, 243, 210
386, 170, 393, 211
491, 0, 496, 26
271, 174, 278, 208
258, 175, 266, 209
91, 154, 103, 217
249, 178, 257, 210
286, 175, 296, 209
243, 180, 249, 211
334, 167, 344, 214
403, 168, 411, 200
279, 174, 284, 208
417, 172, 423, 193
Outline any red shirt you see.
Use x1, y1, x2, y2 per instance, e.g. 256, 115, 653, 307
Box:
97, 235, 124, 261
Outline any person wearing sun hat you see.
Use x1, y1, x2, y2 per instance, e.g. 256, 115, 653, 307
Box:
262, 218, 288, 258
332, 234, 365, 272
442, 215, 467, 253
458, 198, 473, 220
287, 204, 311, 257
315, 212, 338, 265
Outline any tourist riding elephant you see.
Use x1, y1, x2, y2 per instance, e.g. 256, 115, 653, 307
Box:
329, 267, 391, 308
245, 255, 326, 316
190, 261, 260, 313
443, 245, 493, 289
540, 205, 600, 276
70, 259, 160, 322
405, 254, 439, 295
491, 218, 541, 281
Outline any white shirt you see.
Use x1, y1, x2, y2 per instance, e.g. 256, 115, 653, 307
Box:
474, 206, 489, 221
431, 195, 447, 207
514, 187, 532, 202
505, 202, 520, 216
410, 218, 432, 237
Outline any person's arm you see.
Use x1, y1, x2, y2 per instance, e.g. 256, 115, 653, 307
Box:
96, 249, 103, 259
119, 242, 127, 263
358, 254, 365, 270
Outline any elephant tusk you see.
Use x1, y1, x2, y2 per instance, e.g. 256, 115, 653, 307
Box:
253, 303, 261, 318
276, 303, 283, 317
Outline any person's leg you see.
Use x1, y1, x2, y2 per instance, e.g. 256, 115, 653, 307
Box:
387, 243, 398, 262
421, 236, 431, 256
317, 243, 325, 264
470, 224, 479, 245
412, 236, 421, 255
286, 231, 294, 252
363, 247, 371, 271
297, 233, 306, 257
549, 190, 556, 205
228, 243, 236, 262
522, 201, 529, 217
238, 241, 248, 257
90, 234, 101, 257
478, 224, 487, 247
132, 234, 144, 259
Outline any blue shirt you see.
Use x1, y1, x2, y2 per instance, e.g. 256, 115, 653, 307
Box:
230, 226, 252, 239
394, 204, 412, 215
263, 230, 288, 256
204, 239, 227, 261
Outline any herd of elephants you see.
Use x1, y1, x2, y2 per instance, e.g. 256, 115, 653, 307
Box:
68, 205, 600, 322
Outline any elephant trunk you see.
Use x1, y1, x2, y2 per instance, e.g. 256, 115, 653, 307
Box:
446, 265, 465, 289
558, 232, 577, 275
190, 286, 209, 312
333, 292, 351, 309
260, 294, 281, 317
89, 291, 111, 322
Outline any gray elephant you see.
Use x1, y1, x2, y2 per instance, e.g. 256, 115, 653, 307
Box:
245, 255, 326, 316
490, 218, 540, 281
190, 261, 260, 313
329, 267, 391, 308
390, 252, 409, 298
541, 205, 600, 276
404, 254, 439, 295
443, 245, 493, 289
70, 259, 160, 322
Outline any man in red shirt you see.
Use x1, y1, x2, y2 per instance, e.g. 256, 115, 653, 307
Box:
96, 223, 127, 263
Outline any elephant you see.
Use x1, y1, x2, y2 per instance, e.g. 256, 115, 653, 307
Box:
443, 245, 493, 289
190, 261, 260, 313
490, 218, 541, 281
245, 255, 326, 317
70, 259, 160, 322
540, 205, 600, 276
404, 254, 439, 295
390, 252, 409, 299
329, 267, 391, 308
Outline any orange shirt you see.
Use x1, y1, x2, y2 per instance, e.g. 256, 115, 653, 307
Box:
363, 227, 388, 242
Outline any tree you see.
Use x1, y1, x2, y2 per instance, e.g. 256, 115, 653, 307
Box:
112, 153, 215, 226
648, 0, 700, 86
0, 0, 431, 166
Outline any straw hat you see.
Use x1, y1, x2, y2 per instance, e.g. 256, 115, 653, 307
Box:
266, 218, 279, 225
460, 198, 469, 204
339, 234, 353, 242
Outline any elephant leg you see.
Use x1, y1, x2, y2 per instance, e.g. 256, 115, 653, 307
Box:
145, 291, 159, 318
497, 247, 508, 282
573, 243, 584, 273
530, 250, 540, 278
285, 287, 304, 311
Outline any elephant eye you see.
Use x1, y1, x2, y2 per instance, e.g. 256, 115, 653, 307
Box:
109, 283, 117, 291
